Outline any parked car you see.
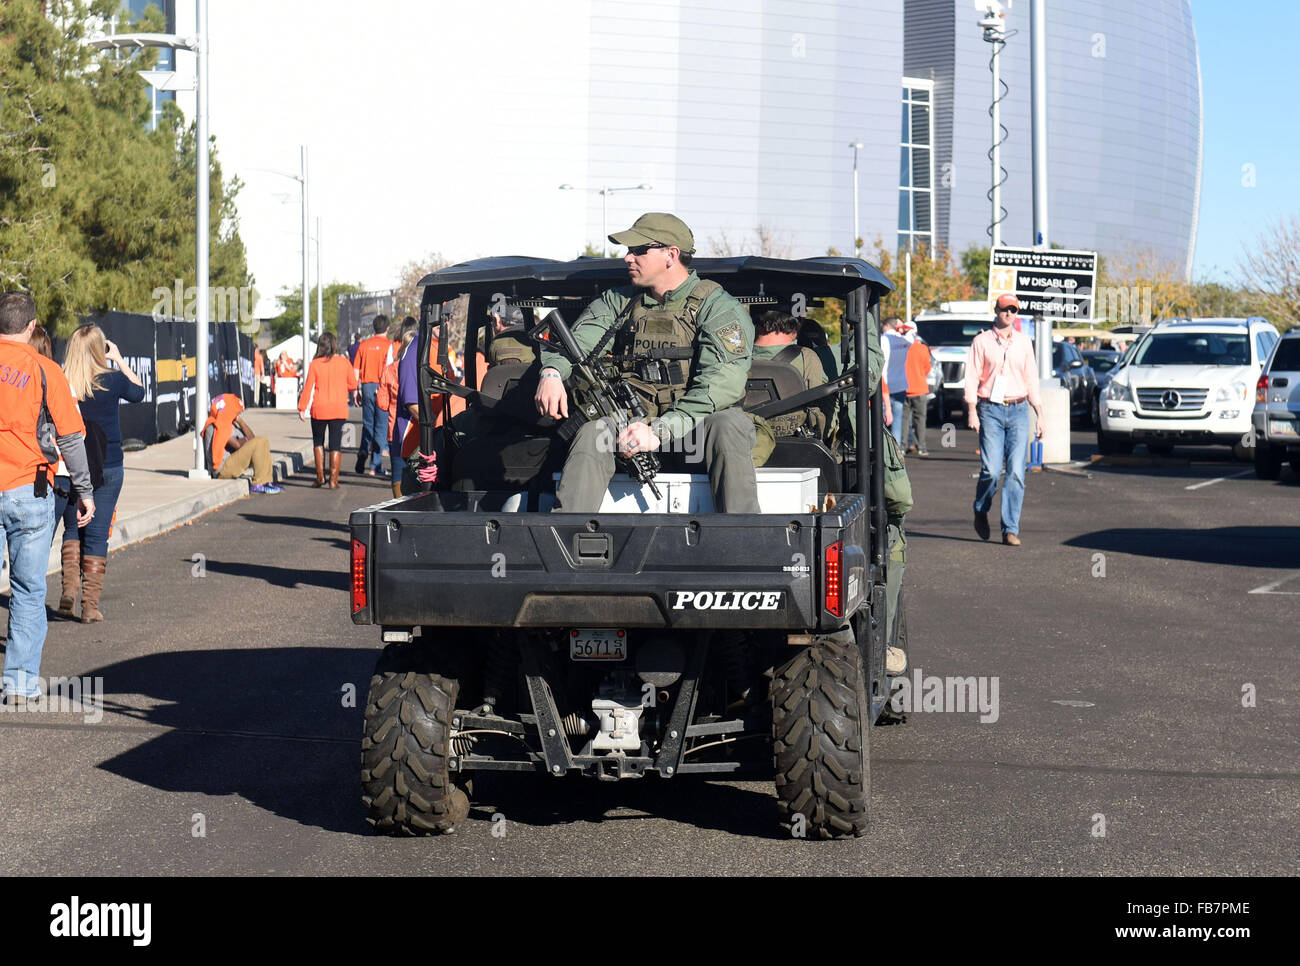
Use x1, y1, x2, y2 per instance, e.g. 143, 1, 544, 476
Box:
1083, 349, 1121, 426
1098, 317, 1280, 457
1052, 340, 1097, 425
1251, 327, 1300, 479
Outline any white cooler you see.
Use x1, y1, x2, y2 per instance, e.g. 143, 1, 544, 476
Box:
274, 376, 300, 410
538, 468, 821, 514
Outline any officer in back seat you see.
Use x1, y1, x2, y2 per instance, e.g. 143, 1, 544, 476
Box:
752, 310, 837, 442
485, 305, 535, 367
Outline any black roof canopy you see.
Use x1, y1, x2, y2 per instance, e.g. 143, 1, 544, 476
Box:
418, 255, 894, 304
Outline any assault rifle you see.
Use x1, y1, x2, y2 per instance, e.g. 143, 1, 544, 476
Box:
535, 309, 662, 501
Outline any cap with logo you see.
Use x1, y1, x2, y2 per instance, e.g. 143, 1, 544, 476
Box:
608, 213, 696, 254
995, 293, 1020, 310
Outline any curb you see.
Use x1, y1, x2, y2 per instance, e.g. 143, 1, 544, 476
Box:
0, 439, 319, 595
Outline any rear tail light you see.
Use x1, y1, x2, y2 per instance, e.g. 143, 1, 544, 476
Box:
824, 541, 844, 618
351, 539, 367, 614
1257, 372, 1270, 405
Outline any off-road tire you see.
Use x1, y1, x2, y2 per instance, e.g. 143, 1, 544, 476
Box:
771, 637, 870, 838
1255, 443, 1283, 480
361, 644, 470, 835
1232, 439, 1255, 462
1096, 430, 1132, 456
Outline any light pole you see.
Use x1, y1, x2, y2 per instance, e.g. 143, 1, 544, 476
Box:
316, 217, 323, 338
980, 2, 1009, 247
1030, 0, 1049, 249
247, 150, 311, 355
559, 183, 653, 255
849, 140, 864, 257
86, 0, 210, 478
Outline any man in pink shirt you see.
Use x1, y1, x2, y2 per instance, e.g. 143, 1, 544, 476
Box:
964, 294, 1044, 546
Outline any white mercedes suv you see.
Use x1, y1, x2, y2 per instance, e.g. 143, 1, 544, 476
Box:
1097, 317, 1280, 457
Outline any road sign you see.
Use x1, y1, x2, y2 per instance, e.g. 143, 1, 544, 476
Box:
988, 247, 1098, 321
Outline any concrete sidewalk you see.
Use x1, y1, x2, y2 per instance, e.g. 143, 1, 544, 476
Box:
2, 407, 364, 592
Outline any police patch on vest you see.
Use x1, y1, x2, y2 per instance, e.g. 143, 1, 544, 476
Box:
717, 322, 746, 355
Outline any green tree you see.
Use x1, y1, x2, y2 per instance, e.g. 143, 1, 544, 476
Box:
959, 244, 991, 295
0, 0, 251, 335
272, 280, 366, 344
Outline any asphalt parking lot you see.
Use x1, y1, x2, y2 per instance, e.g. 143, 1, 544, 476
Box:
0, 428, 1296, 876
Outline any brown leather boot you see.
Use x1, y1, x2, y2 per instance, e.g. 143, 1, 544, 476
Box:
312, 446, 325, 487
58, 541, 81, 617
328, 450, 341, 488
80, 555, 107, 623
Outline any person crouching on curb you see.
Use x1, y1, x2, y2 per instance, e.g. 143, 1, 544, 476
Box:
298, 331, 358, 489
0, 292, 95, 706
964, 294, 1043, 547
202, 394, 283, 494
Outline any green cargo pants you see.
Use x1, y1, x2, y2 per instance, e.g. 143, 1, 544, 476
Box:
554, 407, 760, 513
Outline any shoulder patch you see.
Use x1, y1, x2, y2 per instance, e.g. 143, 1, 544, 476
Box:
717, 321, 747, 355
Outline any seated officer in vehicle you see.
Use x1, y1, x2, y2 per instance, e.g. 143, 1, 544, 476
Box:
484, 305, 535, 367
534, 213, 759, 513
752, 309, 837, 442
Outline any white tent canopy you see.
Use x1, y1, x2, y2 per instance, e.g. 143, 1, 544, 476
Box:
266, 333, 315, 365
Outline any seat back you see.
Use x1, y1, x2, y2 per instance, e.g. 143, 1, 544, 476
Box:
744, 362, 806, 409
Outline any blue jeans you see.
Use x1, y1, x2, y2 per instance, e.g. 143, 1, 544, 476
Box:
1, 484, 56, 698
357, 383, 387, 472
81, 463, 125, 558
889, 398, 905, 444
973, 400, 1029, 536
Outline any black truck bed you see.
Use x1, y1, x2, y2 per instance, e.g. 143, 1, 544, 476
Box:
350, 490, 869, 632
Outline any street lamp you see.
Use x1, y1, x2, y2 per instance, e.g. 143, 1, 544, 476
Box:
559, 183, 653, 256
849, 140, 864, 257
86, 0, 210, 478
246, 147, 312, 356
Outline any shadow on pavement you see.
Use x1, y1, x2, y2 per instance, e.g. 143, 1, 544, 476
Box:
463, 771, 784, 839
236, 513, 348, 532
200, 558, 347, 591
1065, 527, 1300, 569
87, 646, 784, 839
90, 646, 376, 834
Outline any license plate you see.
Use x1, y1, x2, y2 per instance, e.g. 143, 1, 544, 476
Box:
570, 629, 626, 661
1269, 419, 1298, 437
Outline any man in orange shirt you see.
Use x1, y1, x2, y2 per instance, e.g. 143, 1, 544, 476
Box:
964, 294, 1044, 546
0, 293, 96, 705
900, 324, 933, 456
353, 316, 394, 476
201, 393, 282, 494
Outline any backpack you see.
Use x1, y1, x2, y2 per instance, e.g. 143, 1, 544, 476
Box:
39, 366, 107, 492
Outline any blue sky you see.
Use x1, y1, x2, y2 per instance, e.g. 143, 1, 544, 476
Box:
1191, 0, 1300, 283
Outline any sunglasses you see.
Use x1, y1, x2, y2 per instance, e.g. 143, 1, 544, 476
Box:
626, 243, 670, 256
997, 306, 1018, 313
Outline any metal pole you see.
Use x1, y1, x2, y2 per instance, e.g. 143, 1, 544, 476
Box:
601, 188, 608, 257
905, 250, 912, 324
192, 0, 210, 476
301, 145, 310, 364
1030, 0, 1049, 248
991, 42, 1002, 248
316, 216, 323, 337
852, 145, 861, 257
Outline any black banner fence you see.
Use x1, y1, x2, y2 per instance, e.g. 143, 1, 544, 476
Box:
56, 312, 256, 448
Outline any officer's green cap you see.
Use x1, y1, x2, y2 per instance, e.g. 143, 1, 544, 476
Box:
608, 213, 695, 254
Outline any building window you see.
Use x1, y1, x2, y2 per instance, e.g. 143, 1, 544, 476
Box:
898, 79, 935, 254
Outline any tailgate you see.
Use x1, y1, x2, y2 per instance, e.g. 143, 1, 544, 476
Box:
351, 492, 867, 631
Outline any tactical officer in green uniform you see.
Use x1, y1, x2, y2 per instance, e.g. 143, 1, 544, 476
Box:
485, 305, 536, 366
534, 213, 759, 513
752, 310, 836, 441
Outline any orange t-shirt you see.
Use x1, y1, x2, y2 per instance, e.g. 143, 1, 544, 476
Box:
299, 354, 358, 420
0, 341, 86, 491
355, 334, 392, 385
201, 393, 243, 470
904, 339, 932, 397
